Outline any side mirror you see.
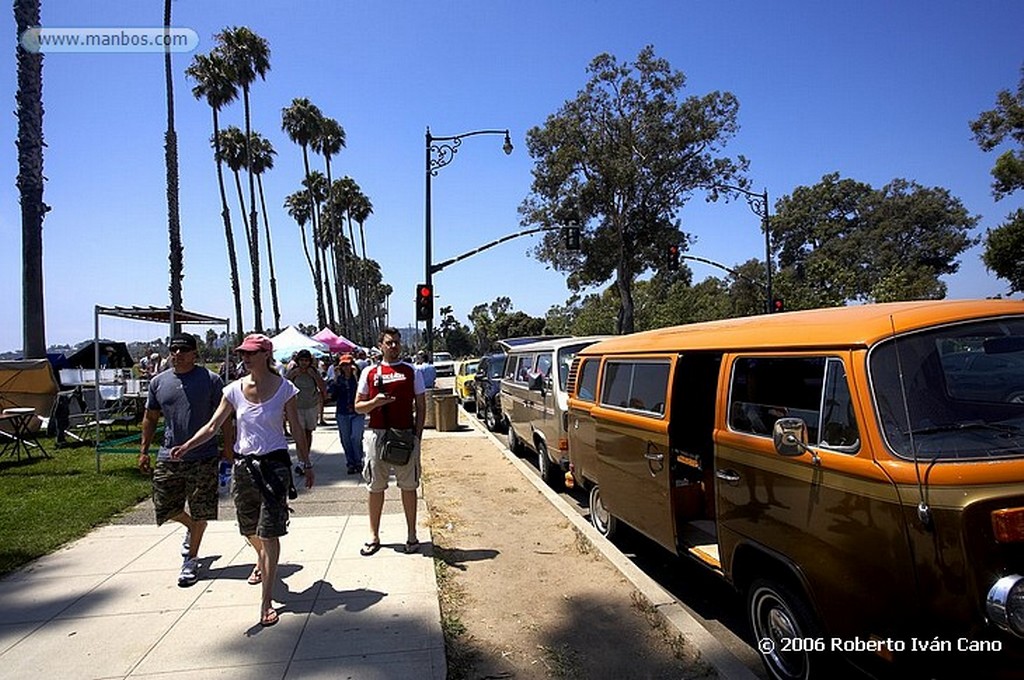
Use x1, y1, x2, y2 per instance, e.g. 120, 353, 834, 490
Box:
528, 372, 544, 391
773, 417, 819, 464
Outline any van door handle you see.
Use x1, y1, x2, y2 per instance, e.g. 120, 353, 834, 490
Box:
715, 469, 741, 484
643, 451, 664, 462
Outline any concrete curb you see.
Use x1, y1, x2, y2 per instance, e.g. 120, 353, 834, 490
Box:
463, 411, 760, 680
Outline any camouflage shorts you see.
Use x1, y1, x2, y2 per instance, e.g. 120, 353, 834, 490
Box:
152, 457, 220, 526
232, 455, 291, 539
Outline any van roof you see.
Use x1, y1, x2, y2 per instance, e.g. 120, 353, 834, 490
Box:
505, 335, 612, 354
579, 300, 1024, 355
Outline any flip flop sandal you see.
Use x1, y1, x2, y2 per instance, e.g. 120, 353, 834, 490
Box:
403, 540, 420, 554
247, 567, 262, 585
260, 608, 279, 627
360, 540, 381, 556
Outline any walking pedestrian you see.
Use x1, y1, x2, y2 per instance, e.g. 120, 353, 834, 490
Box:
414, 350, 437, 389
170, 333, 314, 628
328, 353, 364, 474
138, 333, 232, 587
285, 349, 327, 475
354, 327, 426, 556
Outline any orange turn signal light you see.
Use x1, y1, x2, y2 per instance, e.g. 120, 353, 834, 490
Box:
992, 508, 1024, 543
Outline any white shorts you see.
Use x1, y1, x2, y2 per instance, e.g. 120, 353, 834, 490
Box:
296, 406, 319, 432
363, 428, 421, 493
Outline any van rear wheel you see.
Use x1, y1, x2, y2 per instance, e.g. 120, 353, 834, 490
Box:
536, 440, 562, 489
747, 579, 823, 680
588, 484, 617, 538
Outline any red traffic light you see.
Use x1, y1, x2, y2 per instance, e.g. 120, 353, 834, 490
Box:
418, 285, 432, 298
416, 283, 433, 321
772, 298, 784, 313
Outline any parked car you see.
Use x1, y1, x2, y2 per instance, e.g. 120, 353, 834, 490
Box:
432, 351, 455, 378
474, 352, 507, 433
454, 359, 478, 407
499, 335, 608, 488
566, 300, 1024, 680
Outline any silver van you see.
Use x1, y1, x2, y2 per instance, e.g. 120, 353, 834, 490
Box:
499, 336, 608, 487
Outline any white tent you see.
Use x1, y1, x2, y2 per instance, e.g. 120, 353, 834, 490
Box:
269, 326, 329, 362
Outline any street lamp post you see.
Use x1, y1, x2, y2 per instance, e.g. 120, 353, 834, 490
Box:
424, 127, 513, 356
716, 184, 772, 313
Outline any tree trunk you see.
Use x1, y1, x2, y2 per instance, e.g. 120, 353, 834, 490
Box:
163, 0, 183, 329
242, 86, 262, 332
257, 174, 281, 332
15, 0, 46, 358
212, 108, 244, 342
301, 147, 326, 328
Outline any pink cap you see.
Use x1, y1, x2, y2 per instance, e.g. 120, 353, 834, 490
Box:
235, 334, 273, 353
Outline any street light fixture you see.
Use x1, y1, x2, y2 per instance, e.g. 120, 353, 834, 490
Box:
424, 127, 512, 356
714, 183, 772, 314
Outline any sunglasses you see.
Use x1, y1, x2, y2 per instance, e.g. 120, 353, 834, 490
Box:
237, 349, 264, 357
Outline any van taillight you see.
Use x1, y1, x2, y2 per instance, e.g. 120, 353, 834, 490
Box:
992, 508, 1024, 543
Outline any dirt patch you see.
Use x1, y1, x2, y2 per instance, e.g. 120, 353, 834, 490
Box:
421, 425, 714, 679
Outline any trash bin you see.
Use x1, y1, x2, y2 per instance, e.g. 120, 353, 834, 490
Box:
423, 387, 448, 429
434, 393, 460, 432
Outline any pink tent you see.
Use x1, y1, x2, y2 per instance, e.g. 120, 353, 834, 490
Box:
312, 328, 357, 353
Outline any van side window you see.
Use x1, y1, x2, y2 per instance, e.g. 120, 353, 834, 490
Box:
516, 354, 536, 383
729, 357, 826, 440
577, 359, 599, 402
535, 353, 553, 380
600, 361, 670, 417
819, 358, 860, 451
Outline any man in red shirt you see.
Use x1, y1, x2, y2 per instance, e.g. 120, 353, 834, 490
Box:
354, 327, 426, 555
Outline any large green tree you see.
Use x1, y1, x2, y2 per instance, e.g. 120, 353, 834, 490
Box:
771, 173, 979, 307
16, 0, 46, 358
520, 45, 747, 334
971, 65, 1024, 293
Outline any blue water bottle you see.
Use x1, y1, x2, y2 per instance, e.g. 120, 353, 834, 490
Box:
219, 459, 232, 487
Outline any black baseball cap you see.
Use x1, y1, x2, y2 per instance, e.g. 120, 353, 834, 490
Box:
169, 333, 197, 351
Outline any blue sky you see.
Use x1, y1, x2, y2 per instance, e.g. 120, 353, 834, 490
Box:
2, 0, 1022, 352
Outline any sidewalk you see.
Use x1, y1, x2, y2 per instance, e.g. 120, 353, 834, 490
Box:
0, 421, 445, 679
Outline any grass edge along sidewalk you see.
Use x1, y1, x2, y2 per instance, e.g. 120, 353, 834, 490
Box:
0, 441, 152, 576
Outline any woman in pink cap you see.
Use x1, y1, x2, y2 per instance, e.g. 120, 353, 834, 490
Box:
170, 333, 314, 628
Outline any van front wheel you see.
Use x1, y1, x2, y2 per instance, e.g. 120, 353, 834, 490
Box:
588, 484, 618, 538
747, 579, 822, 680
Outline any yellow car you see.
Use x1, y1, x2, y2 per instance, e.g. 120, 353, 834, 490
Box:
454, 359, 479, 407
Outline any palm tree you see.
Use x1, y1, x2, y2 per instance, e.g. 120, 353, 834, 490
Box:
215, 26, 270, 332
284, 189, 320, 322
164, 0, 183, 327
248, 132, 281, 332
185, 51, 243, 340
312, 117, 347, 331
15, 0, 46, 358
282, 97, 326, 326
331, 177, 361, 335
350, 189, 374, 340
303, 170, 336, 329
214, 127, 255, 316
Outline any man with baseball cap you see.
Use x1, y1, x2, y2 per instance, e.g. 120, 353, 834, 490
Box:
139, 333, 233, 587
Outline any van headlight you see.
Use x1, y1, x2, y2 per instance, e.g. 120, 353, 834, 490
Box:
987, 574, 1024, 637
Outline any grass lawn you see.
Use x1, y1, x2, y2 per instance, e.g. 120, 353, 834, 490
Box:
0, 434, 152, 577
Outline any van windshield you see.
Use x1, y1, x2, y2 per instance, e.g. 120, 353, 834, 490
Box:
869, 316, 1024, 461
557, 343, 595, 390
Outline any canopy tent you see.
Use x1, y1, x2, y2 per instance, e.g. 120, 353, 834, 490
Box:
269, 326, 329, 362
0, 359, 59, 433
312, 328, 357, 354
65, 341, 135, 369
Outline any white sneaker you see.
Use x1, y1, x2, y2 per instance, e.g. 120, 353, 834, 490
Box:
178, 558, 198, 587
181, 530, 191, 557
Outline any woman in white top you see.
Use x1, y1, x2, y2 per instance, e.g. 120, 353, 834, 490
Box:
171, 333, 314, 628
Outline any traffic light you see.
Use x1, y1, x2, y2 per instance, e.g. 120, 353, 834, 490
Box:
415, 283, 433, 321
772, 298, 784, 313
564, 226, 581, 251
667, 244, 680, 271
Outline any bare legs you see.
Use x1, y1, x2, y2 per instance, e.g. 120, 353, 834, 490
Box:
247, 535, 280, 623
366, 489, 418, 546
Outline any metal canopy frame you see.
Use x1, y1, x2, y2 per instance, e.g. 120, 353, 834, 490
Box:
92, 305, 230, 472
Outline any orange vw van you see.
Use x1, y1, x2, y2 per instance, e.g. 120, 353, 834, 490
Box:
566, 301, 1024, 679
